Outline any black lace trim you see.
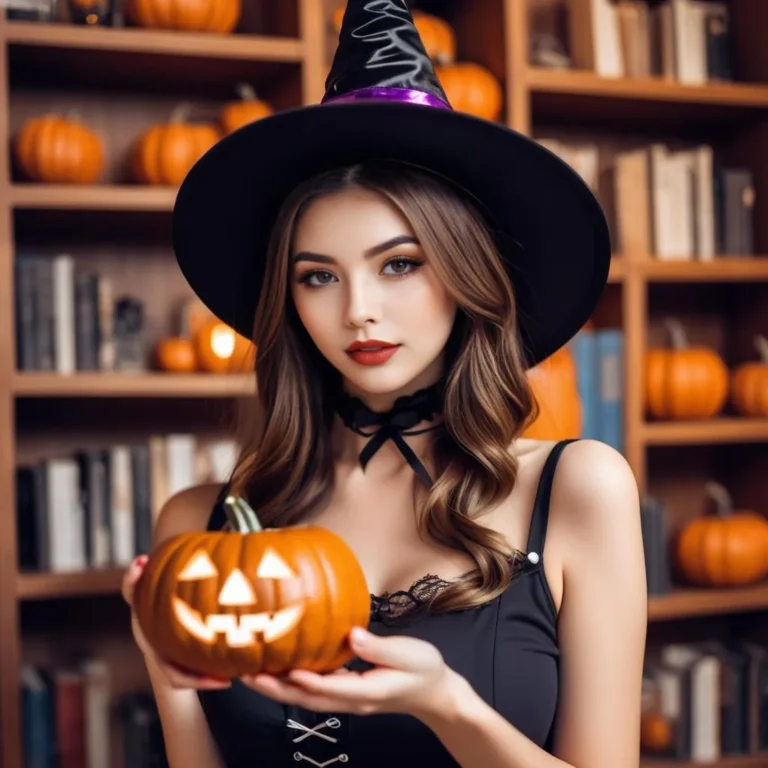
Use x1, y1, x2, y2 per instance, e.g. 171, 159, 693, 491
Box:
368, 553, 538, 626
370, 574, 452, 625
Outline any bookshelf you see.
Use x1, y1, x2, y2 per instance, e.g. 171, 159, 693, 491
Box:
1, 0, 767, 766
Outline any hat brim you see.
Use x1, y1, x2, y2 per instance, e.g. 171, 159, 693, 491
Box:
172, 101, 611, 367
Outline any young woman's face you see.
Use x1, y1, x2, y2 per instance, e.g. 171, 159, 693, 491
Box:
289, 187, 457, 406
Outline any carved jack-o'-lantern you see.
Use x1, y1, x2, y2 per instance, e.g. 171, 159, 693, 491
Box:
133, 497, 371, 678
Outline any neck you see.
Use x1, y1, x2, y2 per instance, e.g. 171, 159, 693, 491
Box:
332, 412, 440, 471
332, 371, 446, 483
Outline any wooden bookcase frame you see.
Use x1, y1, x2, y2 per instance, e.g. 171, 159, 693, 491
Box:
1, 1, 767, 766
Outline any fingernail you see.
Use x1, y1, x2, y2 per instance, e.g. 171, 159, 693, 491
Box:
135, 555, 149, 569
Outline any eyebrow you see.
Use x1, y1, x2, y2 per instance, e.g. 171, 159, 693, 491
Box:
292, 235, 419, 265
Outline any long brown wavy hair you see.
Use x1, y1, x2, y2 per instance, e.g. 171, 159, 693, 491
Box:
227, 160, 539, 613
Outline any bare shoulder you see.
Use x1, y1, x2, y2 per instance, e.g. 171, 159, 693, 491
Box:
550, 438, 640, 543
153, 482, 224, 547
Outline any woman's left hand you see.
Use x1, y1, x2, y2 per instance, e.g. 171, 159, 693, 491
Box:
241, 626, 462, 720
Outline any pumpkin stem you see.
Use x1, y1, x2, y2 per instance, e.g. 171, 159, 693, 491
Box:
223, 496, 249, 532
169, 103, 193, 124
754, 334, 768, 363
223, 495, 263, 533
704, 481, 733, 517
236, 83, 258, 101
664, 318, 688, 350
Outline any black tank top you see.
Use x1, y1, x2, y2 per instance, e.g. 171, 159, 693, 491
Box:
196, 439, 574, 767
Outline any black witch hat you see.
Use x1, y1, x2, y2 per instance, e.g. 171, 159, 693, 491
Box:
172, 0, 611, 367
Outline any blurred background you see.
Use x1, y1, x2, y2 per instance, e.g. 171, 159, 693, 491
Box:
1, 0, 767, 766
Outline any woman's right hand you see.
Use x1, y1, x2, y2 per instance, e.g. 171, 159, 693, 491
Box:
122, 555, 232, 690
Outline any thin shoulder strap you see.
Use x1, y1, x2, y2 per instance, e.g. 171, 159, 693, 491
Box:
525, 439, 579, 556
206, 481, 232, 531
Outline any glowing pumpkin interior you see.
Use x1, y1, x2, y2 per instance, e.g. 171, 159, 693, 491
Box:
210, 324, 236, 360
172, 547, 305, 647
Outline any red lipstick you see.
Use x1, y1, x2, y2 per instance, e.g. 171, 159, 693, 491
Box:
345, 339, 400, 366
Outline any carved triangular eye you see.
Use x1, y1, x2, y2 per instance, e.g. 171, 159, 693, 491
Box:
218, 569, 257, 605
256, 548, 296, 579
179, 551, 218, 580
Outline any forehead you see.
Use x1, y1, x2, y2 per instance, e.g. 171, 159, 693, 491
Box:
292, 188, 415, 258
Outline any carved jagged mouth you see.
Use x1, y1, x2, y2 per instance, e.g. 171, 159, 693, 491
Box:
172, 596, 305, 646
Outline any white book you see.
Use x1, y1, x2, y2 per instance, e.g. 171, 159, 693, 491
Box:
166, 434, 197, 497
83, 658, 111, 768
594, 0, 625, 77
52, 254, 76, 374
46, 458, 86, 571
671, 0, 707, 84
109, 446, 135, 566
692, 145, 716, 261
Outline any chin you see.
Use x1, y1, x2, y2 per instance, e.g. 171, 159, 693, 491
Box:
342, 366, 416, 396
335, 352, 443, 400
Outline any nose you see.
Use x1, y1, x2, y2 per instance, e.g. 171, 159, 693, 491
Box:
344, 273, 382, 328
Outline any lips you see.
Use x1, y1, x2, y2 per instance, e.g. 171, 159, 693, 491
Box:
346, 345, 401, 366
172, 596, 304, 647
346, 339, 397, 352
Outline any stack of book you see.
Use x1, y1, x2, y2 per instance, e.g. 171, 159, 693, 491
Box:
536, 138, 755, 260
16, 435, 238, 573
567, 0, 733, 82
21, 658, 168, 768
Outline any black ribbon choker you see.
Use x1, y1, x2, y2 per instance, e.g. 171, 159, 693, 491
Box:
334, 381, 445, 488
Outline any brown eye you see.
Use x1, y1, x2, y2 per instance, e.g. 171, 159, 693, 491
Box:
299, 270, 336, 287
382, 258, 423, 277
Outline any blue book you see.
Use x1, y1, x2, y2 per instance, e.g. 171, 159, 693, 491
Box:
21, 665, 54, 768
570, 329, 599, 440
596, 329, 624, 454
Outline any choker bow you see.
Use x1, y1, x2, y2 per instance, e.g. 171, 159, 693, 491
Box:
334, 381, 445, 488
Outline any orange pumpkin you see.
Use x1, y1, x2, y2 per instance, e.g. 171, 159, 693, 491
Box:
134, 495, 371, 678
13, 114, 104, 184
125, 0, 240, 33
730, 334, 768, 417
180, 296, 215, 339
132, 104, 220, 186
435, 62, 503, 121
675, 481, 768, 588
644, 318, 728, 420
67, 0, 110, 24
523, 346, 582, 439
219, 84, 274, 135
195, 318, 255, 373
331, 7, 456, 63
640, 711, 673, 753
154, 337, 198, 373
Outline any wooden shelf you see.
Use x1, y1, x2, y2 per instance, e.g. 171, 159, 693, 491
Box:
641, 418, 768, 445
648, 583, 768, 622
12, 372, 256, 397
17, 568, 124, 600
528, 68, 768, 127
3, 21, 303, 97
610, 257, 768, 282
641, 754, 768, 768
2, 20, 303, 62
639, 258, 768, 282
528, 68, 768, 107
10, 184, 177, 211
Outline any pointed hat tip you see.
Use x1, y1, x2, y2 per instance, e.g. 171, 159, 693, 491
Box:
322, 0, 451, 108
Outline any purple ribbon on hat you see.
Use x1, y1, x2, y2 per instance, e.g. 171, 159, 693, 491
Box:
323, 86, 452, 110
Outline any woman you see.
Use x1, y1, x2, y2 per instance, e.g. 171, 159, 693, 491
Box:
123, 3, 647, 767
